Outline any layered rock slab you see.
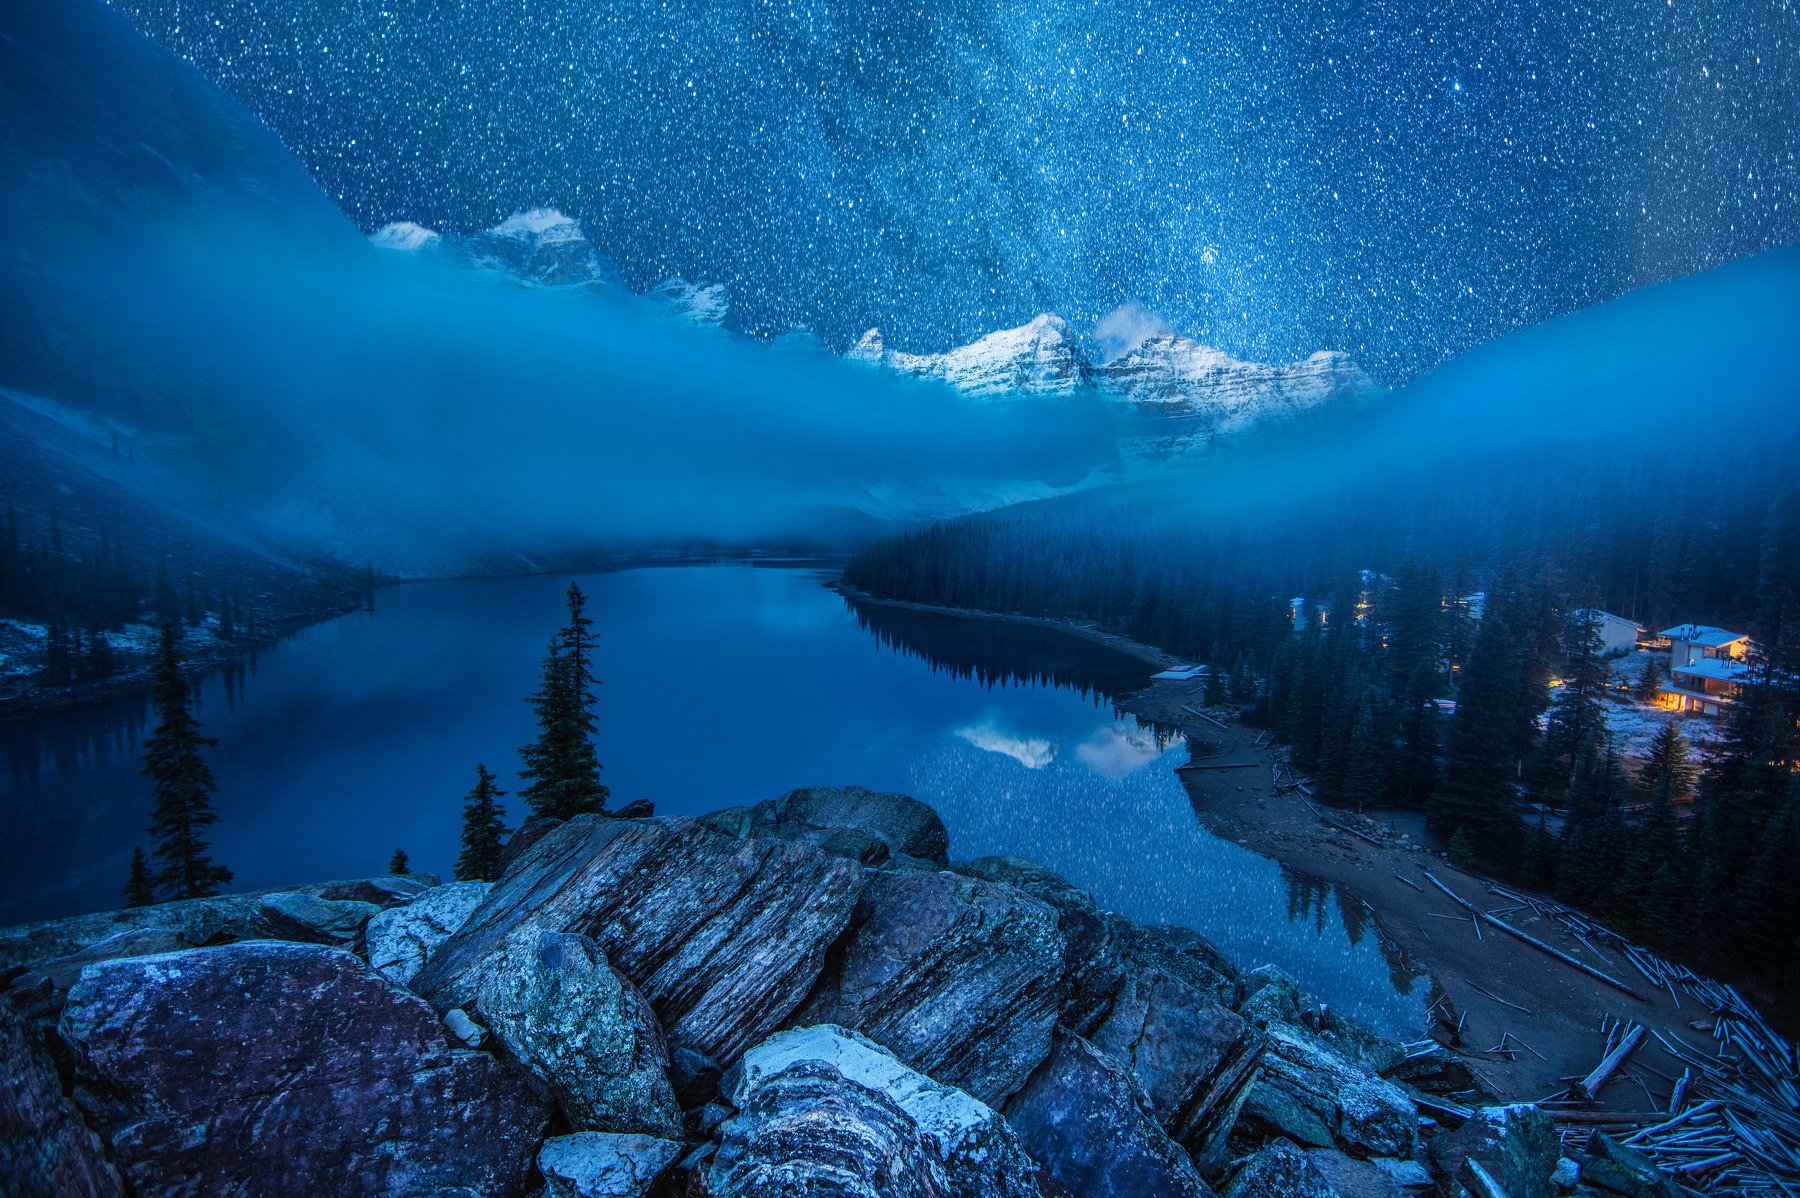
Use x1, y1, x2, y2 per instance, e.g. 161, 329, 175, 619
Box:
0, 876, 428, 973
798, 867, 1072, 1106
1087, 965, 1265, 1169
58, 940, 548, 1198
1003, 1029, 1215, 1198
411, 815, 867, 1062
706, 1024, 1042, 1198
0, 1003, 123, 1198
1241, 1023, 1418, 1158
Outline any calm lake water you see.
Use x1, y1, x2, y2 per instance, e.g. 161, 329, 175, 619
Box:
1, 564, 1427, 1034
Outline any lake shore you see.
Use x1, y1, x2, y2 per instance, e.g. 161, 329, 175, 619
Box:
828, 583, 1186, 670
1130, 679, 1699, 1111
839, 583, 1724, 1113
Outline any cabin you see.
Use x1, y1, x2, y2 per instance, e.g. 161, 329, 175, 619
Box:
1572, 609, 1642, 657
1656, 624, 1752, 716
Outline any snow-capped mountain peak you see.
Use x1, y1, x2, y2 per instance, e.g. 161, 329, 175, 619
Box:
490, 207, 586, 245
646, 278, 730, 328
856, 316, 1377, 459
369, 221, 441, 251
366, 207, 624, 292
856, 312, 1091, 399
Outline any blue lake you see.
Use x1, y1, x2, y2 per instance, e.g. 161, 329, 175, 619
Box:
1, 563, 1427, 1034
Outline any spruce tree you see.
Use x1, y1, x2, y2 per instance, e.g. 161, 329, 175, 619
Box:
519, 582, 610, 820
123, 847, 158, 907
1614, 724, 1689, 921
141, 624, 232, 899
1557, 744, 1627, 906
1542, 598, 1609, 801
388, 848, 411, 875
456, 763, 509, 882
1436, 578, 1525, 851
1340, 698, 1388, 813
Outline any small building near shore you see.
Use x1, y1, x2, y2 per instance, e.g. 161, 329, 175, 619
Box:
1656, 624, 1753, 716
1572, 609, 1643, 657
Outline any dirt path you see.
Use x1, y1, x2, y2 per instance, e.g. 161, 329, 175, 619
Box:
1126, 679, 1717, 1112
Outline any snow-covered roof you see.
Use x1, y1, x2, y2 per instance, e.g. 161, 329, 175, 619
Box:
1659, 624, 1749, 647
1574, 608, 1639, 628
1671, 658, 1752, 682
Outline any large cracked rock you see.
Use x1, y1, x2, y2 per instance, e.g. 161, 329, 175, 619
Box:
1241, 1023, 1418, 1158
0, 877, 429, 974
953, 855, 1128, 1035
799, 867, 1072, 1106
1582, 1133, 1677, 1198
1087, 965, 1265, 1170
474, 929, 682, 1137
1004, 1029, 1214, 1198
58, 941, 548, 1197
411, 816, 867, 1062
364, 879, 492, 984
706, 1025, 1042, 1198
1427, 1104, 1560, 1198
0, 1004, 123, 1198
538, 1132, 682, 1198
1222, 1139, 1343, 1198
1111, 918, 1245, 1009
702, 785, 952, 868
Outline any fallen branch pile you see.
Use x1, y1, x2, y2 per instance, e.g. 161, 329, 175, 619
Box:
1460, 881, 1800, 1195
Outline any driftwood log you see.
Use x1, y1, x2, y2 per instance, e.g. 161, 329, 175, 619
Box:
1421, 872, 1648, 1003
1579, 1024, 1648, 1101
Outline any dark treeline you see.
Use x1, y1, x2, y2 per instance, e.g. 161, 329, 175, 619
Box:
0, 502, 267, 687
0, 500, 383, 694
845, 443, 1800, 1016
847, 600, 1154, 710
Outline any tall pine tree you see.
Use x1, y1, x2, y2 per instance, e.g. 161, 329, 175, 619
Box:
1613, 723, 1690, 927
1435, 576, 1527, 854
1540, 596, 1610, 804
456, 763, 509, 882
519, 582, 610, 820
140, 624, 232, 898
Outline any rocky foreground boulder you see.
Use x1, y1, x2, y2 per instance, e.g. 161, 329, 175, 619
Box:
59, 941, 548, 1196
707, 1024, 1042, 1198
1, 787, 1530, 1198
411, 815, 867, 1063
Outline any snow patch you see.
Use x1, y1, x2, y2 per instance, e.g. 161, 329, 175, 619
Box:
369, 221, 441, 251
491, 208, 585, 243
734, 1025, 999, 1140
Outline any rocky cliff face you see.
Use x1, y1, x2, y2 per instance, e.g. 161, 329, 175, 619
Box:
0, 787, 1586, 1198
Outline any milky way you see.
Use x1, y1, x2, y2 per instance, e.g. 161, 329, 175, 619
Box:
110, 0, 1797, 382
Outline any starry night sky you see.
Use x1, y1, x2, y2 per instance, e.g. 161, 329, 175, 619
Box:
109, 0, 1798, 382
